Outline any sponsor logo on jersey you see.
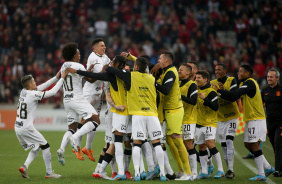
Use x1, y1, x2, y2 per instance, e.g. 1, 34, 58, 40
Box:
139, 87, 148, 91
152, 131, 161, 137
137, 132, 144, 137
64, 94, 74, 98
276, 91, 281, 96
141, 107, 150, 111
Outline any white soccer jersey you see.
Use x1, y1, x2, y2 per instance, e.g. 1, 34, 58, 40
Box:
14, 77, 60, 130
83, 52, 110, 95
61, 62, 86, 102
15, 89, 45, 130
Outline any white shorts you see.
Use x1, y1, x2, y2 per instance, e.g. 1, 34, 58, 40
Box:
182, 123, 196, 140
112, 113, 131, 134
216, 118, 239, 142
244, 119, 267, 143
105, 109, 114, 144
84, 94, 103, 114
132, 115, 163, 141
194, 126, 217, 145
64, 99, 97, 125
160, 122, 166, 144
15, 128, 47, 151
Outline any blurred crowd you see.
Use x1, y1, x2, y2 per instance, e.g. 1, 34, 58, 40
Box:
0, 0, 282, 105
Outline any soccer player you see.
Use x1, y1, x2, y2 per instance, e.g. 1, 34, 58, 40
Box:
16, 70, 68, 178
66, 55, 130, 180
210, 63, 240, 178
187, 61, 198, 81
106, 57, 168, 181
76, 38, 110, 161
178, 64, 198, 179
214, 64, 275, 181
151, 52, 193, 180
56, 42, 100, 166
261, 69, 282, 177
195, 70, 224, 179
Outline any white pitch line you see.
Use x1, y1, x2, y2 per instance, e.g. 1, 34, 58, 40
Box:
234, 151, 276, 184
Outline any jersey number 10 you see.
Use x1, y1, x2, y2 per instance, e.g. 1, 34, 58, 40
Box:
63, 75, 73, 91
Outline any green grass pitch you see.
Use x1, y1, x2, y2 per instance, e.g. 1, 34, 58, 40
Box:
0, 130, 279, 184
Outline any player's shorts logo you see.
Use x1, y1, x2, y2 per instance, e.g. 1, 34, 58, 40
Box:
152, 131, 161, 137
137, 132, 144, 137
276, 91, 281, 96
121, 125, 126, 130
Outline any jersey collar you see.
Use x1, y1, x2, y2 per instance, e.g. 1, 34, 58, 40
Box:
199, 83, 211, 90
217, 76, 227, 84
162, 64, 173, 72
94, 52, 103, 57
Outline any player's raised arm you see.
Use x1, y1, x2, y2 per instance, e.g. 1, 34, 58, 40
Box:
36, 70, 61, 91
43, 71, 69, 98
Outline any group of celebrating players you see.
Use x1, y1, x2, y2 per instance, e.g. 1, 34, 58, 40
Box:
16, 38, 275, 181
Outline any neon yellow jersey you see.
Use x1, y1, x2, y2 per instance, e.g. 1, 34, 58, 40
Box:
157, 79, 165, 123
127, 71, 158, 117
239, 78, 265, 121
210, 77, 240, 121
197, 87, 218, 127
110, 77, 128, 115
180, 80, 197, 124
160, 66, 183, 111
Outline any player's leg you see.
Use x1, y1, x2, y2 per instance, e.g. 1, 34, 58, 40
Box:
124, 134, 133, 179
110, 113, 129, 180
93, 144, 108, 177
83, 94, 102, 160
166, 109, 192, 178
245, 120, 274, 181
96, 143, 115, 179
183, 123, 197, 178
148, 116, 168, 181
205, 126, 224, 179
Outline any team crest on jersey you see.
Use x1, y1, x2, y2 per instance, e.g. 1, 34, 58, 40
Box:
276, 91, 281, 96
152, 131, 161, 137
121, 125, 126, 130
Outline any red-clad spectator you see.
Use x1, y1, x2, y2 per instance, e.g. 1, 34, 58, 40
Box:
253, 58, 266, 78
179, 24, 190, 44
186, 12, 197, 31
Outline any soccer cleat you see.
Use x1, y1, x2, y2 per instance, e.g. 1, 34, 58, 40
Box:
82, 147, 95, 162
273, 171, 282, 177
154, 164, 160, 177
125, 171, 133, 179
160, 175, 169, 181
199, 173, 210, 179
225, 170, 235, 179
249, 175, 266, 181
45, 171, 62, 178
265, 166, 275, 177
165, 173, 176, 180
72, 148, 84, 160
208, 165, 215, 176
133, 175, 141, 181
214, 170, 225, 179
111, 172, 117, 178
68, 136, 78, 152
145, 171, 155, 180
92, 172, 98, 178
56, 148, 65, 166
192, 173, 199, 180
109, 174, 127, 180
175, 171, 185, 179
97, 172, 111, 179
19, 165, 29, 178
140, 171, 146, 180
175, 174, 193, 181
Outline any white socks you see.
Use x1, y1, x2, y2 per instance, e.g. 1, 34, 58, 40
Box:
154, 145, 165, 176
24, 148, 40, 168
226, 139, 235, 171
133, 146, 141, 176
86, 131, 96, 150
42, 147, 52, 174
164, 150, 174, 175
60, 130, 73, 152
114, 142, 124, 175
